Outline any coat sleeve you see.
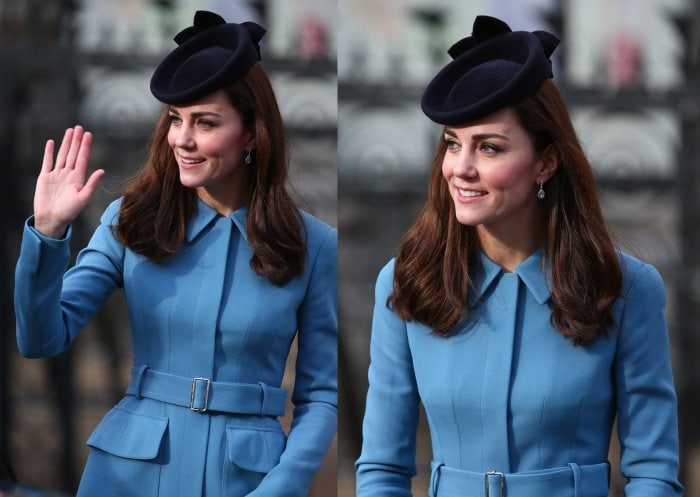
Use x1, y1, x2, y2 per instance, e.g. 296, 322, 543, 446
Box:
15, 201, 125, 358
355, 260, 420, 497
247, 225, 338, 497
614, 259, 683, 497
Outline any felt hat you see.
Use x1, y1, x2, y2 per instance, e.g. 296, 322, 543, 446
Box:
150, 10, 265, 104
421, 15, 560, 125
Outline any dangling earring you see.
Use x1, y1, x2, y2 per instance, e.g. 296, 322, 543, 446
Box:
537, 180, 545, 200
245, 149, 253, 165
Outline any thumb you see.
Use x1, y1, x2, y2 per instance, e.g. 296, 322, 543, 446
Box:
79, 169, 106, 203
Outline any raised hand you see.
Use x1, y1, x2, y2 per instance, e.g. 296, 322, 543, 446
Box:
33, 126, 105, 238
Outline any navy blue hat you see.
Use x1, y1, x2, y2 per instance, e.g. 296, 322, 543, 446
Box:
421, 16, 560, 125
150, 11, 265, 104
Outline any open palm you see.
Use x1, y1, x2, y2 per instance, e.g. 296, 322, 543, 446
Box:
34, 126, 105, 238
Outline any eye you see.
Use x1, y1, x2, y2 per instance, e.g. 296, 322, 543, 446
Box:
444, 136, 460, 151
197, 119, 217, 129
168, 113, 182, 125
479, 142, 502, 154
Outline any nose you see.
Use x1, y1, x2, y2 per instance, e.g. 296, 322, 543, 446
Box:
174, 125, 195, 149
451, 150, 477, 179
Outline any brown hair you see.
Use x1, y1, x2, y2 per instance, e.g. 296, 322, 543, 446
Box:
116, 63, 305, 285
391, 79, 622, 346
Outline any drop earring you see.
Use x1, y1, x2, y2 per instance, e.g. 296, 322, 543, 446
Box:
245, 149, 253, 165
537, 180, 545, 200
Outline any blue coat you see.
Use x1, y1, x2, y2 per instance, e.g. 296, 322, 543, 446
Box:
15, 198, 337, 497
356, 251, 682, 497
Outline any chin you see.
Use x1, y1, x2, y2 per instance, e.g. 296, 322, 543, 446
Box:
178, 169, 200, 185
453, 206, 484, 226
454, 216, 481, 227
177, 176, 201, 189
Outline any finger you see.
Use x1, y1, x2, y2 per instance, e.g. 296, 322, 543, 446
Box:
78, 169, 106, 203
55, 128, 74, 170
41, 140, 55, 174
65, 125, 84, 170
74, 131, 93, 175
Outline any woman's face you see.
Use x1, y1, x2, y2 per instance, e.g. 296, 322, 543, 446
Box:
441, 107, 554, 237
167, 89, 254, 214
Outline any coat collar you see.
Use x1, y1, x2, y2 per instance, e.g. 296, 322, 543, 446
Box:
185, 197, 249, 242
468, 248, 552, 308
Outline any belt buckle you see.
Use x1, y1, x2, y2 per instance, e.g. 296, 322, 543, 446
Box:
190, 377, 211, 412
484, 471, 505, 497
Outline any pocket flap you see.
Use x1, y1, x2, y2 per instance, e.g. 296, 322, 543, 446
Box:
87, 407, 168, 460
226, 425, 286, 473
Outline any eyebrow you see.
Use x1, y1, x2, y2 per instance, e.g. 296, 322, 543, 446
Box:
444, 127, 510, 141
444, 128, 458, 138
168, 108, 223, 119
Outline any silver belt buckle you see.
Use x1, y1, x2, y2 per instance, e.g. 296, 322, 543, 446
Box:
190, 377, 211, 412
484, 471, 505, 497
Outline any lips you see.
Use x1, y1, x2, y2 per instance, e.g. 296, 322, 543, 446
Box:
457, 188, 486, 198
180, 156, 204, 163
179, 156, 206, 168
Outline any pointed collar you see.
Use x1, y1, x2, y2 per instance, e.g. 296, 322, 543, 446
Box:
185, 197, 249, 242
468, 248, 552, 308
468, 252, 503, 309
515, 249, 552, 305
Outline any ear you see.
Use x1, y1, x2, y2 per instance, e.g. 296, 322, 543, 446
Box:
536, 144, 559, 183
245, 130, 256, 150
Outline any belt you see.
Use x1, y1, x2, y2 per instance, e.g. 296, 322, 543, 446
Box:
125, 365, 287, 416
430, 461, 610, 497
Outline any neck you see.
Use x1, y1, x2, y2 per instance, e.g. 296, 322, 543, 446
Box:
195, 167, 250, 216
476, 218, 543, 272
196, 186, 249, 217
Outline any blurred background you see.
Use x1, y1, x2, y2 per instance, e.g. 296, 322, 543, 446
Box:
0, 0, 336, 495
338, 0, 700, 496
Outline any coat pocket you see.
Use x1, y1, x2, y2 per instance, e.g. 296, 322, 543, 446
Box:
225, 425, 287, 473
86, 406, 168, 460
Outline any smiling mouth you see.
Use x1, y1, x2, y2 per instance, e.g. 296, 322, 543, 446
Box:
180, 157, 206, 169
180, 157, 205, 166
457, 188, 486, 198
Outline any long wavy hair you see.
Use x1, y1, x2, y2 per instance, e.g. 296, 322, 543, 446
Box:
116, 63, 305, 285
391, 79, 622, 346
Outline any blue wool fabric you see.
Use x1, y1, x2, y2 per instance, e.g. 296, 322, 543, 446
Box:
356, 251, 682, 497
15, 198, 338, 496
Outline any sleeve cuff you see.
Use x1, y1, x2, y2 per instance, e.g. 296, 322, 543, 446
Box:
26, 215, 73, 244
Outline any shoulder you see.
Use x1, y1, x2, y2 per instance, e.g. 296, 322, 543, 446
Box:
101, 197, 124, 225
375, 259, 396, 301
614, 251, 667, 327
618, 251, 665, 301
300, 210, 334, 239
299, 210, 336, 263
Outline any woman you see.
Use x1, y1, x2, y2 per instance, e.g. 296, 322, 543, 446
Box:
355, 15, 682, 497
14, 10, 336, 497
